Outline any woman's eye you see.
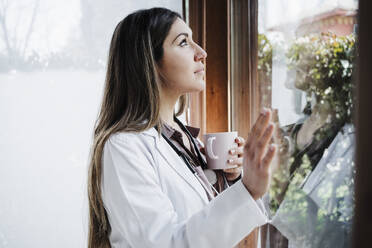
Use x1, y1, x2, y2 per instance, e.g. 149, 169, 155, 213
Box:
179, 38, 188, 47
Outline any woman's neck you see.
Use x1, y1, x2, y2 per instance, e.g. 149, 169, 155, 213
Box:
297, 102, 334, 149
159, 88, 180, 127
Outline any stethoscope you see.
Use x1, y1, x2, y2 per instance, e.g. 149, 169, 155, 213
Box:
159, 117, 229, 198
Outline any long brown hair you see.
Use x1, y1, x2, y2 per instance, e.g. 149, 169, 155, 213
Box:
87, 8, 183, 247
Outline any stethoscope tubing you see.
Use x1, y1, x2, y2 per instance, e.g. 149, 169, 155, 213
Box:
160, 117, 227, 197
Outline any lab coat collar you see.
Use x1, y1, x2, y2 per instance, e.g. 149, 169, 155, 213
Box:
143, 127, 209, 204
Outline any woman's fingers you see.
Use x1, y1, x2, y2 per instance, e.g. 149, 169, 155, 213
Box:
240, 108, 277, 200
235, 137, 245, 146
224, 157, 243, 175
244, 108, 272, 166
227, 157, 243, 166
254, 122, 274, 163
247, 109, 272, 147
224, 166, 242, 174
229, 146, 244, 156
261, 144, 276, 170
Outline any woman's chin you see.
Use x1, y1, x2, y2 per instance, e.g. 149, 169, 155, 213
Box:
190, 80, 205, 92
179, 79, 205, 94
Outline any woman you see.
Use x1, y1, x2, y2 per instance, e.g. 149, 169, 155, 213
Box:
88, 7, 276, 248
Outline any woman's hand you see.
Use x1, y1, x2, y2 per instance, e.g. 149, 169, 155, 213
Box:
223, 137, 245, 181
242, 108, 276, 200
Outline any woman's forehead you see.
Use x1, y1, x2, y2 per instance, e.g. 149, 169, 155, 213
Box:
166, 18, 193, 42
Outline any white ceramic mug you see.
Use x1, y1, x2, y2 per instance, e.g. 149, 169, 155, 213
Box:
203, 131, 238, 170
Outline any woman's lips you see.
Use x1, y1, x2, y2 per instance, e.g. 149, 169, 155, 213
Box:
194, 68, 204, 73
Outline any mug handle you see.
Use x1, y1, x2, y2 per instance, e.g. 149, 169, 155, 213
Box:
207, 137, 219, 159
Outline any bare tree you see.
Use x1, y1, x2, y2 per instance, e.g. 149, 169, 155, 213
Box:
0, 0, 40, 67
22, 0, 39, 58
0, 0, 13, 58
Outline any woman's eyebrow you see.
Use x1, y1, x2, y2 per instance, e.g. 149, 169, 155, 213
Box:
172, 33, 189, 44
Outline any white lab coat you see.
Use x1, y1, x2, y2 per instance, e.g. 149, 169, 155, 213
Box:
101, 127, 268, 248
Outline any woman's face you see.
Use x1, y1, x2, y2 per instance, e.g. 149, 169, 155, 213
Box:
157, 18, 207, 94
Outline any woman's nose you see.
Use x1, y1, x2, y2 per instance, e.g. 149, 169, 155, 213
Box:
194, 44, 207, 61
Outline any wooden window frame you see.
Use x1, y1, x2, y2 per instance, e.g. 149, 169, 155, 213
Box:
185, 0, 231, 135
184, 0, 207, 136
185, 0, 260, 247
352, 0, 372, 247
185, 0, 259, 136
230, 0, 260, 137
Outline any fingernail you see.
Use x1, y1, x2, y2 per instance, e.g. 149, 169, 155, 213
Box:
264, 108, 271, 116
270, 144, 276, 151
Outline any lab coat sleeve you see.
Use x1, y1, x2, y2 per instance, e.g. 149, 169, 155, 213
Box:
102, 133, 267, 248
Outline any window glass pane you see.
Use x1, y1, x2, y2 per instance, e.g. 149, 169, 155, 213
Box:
258, 1, 357, 247
0, 1, 182, 247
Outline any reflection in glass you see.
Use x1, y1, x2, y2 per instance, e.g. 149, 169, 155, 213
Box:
258, 0, 357, 247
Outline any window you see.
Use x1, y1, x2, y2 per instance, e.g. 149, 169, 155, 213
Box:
257, 0, 358, 247
0, 1, 182, 247
188, 0, 372, 247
